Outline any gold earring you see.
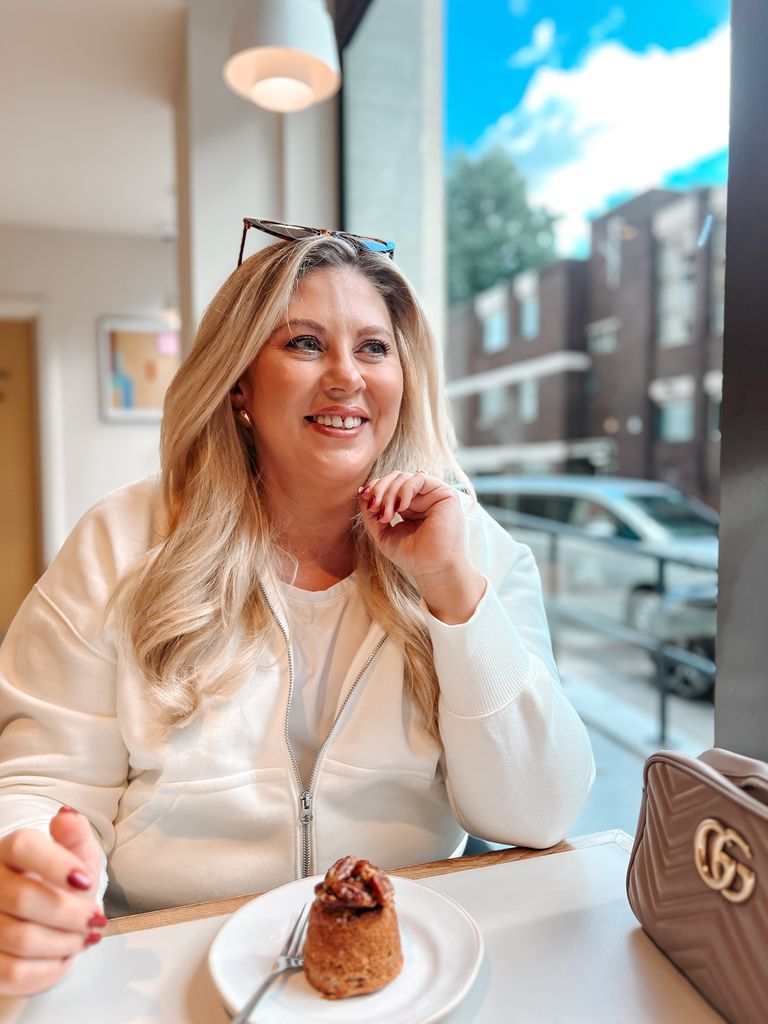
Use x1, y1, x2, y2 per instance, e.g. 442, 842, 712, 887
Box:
236, 409, 253, 429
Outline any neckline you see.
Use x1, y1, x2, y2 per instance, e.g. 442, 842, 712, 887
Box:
279, 571, 358, 603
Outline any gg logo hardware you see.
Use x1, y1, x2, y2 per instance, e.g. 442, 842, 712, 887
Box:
693, 817, 756, 903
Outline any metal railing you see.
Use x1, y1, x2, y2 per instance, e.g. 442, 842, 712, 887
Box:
484, 505, 717, 744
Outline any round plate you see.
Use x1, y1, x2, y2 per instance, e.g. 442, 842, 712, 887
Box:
208, 874, 484, 1023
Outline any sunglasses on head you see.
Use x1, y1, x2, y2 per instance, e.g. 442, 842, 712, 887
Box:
237, 217, 396, 267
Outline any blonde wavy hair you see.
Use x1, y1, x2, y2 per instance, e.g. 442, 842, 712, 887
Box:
114, 235, 471, 739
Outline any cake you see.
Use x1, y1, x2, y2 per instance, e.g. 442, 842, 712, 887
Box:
303, 855, 404, 999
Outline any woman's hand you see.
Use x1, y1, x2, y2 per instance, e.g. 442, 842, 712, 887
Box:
0, 807, 107, 996
359, 471, 486, 624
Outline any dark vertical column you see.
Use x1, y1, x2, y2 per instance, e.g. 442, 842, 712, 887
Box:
714, 0, 768, 756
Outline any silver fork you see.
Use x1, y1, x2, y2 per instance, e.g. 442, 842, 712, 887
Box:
230, 902, 310, 1024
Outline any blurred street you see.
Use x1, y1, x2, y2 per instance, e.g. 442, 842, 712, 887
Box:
556, 626, 714, 839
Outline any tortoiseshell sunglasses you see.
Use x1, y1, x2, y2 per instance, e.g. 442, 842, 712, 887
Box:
237, 217, 396, 267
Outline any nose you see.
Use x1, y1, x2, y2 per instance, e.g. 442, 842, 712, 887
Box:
321, 349, 365, 393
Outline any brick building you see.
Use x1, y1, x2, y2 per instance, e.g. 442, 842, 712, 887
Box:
446, 186, 725, 507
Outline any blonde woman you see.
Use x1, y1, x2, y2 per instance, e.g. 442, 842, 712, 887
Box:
0, 220, 594, 995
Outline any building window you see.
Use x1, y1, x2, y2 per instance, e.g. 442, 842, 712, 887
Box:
518, 378, 539, 424
474, 283, 509, 354
586, 317, 619, 355
654, 199, 698, 348
707, 396, 722, 440
514, 271, 539, 341
656, 399, 695, 442
481, 309, 508, 354
477, 385, 507, 427
710, 212, 726, 337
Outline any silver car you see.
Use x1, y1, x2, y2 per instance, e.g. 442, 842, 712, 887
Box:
471, 475, 718, 698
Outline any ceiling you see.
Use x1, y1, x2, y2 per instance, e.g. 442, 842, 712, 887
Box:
0, 0, 186, 239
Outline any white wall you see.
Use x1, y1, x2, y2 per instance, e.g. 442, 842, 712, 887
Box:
178, 0, 339, 341
0, 224, 176, 561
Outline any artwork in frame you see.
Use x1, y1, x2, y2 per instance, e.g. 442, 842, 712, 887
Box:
97, 316, 182, 423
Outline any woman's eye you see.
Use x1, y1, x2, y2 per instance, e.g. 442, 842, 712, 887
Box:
360, 340, 391, 357
286, 335, 321, 352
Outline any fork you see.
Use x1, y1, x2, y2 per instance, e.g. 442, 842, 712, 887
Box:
230, 902, 310, 1024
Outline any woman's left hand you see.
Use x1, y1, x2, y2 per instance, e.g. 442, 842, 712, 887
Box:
358, 471, 486, 624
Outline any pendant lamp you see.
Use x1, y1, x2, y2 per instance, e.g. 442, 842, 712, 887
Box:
224, 0, 341, 113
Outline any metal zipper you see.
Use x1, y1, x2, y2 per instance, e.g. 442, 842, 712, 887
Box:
261, 583, 388, 878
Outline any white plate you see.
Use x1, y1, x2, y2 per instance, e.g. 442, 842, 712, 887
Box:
208, 873, 484, 1023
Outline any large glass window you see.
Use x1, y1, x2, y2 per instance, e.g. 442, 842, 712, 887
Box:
343, 0, 734, 838
439, 0, 728, 837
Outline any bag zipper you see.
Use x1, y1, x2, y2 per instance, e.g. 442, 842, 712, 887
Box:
262, 583, 388, 878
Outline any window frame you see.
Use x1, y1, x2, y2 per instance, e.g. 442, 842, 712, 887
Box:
713, 0, 768, 758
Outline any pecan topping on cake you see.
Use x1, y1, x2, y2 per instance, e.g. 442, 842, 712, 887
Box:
313, 856, 395, 910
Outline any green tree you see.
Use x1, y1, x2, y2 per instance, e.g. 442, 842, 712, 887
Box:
447, 147, 558, 305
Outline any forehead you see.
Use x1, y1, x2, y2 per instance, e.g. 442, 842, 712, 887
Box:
288, 266, 392, 325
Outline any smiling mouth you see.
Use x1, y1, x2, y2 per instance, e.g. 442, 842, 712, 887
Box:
306, 414, 366, 430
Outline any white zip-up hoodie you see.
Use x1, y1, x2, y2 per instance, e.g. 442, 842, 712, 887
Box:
0, 478, 594, 916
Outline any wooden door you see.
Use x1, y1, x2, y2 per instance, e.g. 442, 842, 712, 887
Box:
0, 320, 42, 632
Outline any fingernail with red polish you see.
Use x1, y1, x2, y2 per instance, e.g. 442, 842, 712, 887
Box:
393, 498, 401, 513
67, 870, 92, 891
58, 805, 78, 815
88, 911, 108, 929
359, 485, 370, 495
84, 932, 102, 948
367, 497, 376, 510
376, 511, 384, 521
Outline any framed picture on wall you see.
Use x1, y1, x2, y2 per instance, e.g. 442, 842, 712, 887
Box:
97, 316, 182, 423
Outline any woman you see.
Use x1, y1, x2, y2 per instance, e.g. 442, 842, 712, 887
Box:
0, 222, 594, 995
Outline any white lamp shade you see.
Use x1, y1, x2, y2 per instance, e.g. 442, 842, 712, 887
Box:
224, 0, 341, 113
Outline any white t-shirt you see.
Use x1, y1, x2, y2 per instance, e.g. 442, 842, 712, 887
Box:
280, 573, 372, 784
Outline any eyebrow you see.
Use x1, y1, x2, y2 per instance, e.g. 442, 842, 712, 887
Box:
280, 318, 395, 340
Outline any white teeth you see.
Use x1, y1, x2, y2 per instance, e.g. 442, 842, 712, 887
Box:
311, 415, 363, 429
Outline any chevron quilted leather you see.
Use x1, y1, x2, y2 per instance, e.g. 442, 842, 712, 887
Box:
627, 749, 768, 1024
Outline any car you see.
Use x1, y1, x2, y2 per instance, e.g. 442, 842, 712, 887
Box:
470, 475, 718, 698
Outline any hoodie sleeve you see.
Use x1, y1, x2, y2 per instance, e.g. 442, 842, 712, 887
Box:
426, 499, 595, 848
0, 480, 158, 892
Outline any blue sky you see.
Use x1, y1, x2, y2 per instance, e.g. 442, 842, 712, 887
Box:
446, 0, 730, 254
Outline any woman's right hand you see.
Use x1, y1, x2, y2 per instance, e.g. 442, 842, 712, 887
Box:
0, 806, 107, 995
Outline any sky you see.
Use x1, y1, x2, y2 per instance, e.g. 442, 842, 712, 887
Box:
445, 0, 731, 255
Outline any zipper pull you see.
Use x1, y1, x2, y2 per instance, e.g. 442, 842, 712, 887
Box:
300, 790, 313, 824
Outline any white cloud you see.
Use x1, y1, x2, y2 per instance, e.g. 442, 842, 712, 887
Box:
481, 25, 731, 254
508, 19, 558, 69
589, 6, 626, 44
508, 0, 530, 16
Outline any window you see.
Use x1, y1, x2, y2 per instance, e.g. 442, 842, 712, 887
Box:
477, 386, 507, 426
630, 495, 718, 538
518, 378, 539, 424
707, 396, 721, 440
570, 501, 640, 541
474, 284, 510, 354
656, 399, 695, 443
482, 310, 508, 354
586, 317, 619, 355
514, 272, 539, 341
654, 200, 698, 348
709, 208, 726, 337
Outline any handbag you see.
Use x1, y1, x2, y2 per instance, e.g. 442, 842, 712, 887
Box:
626, 747, 768, 1024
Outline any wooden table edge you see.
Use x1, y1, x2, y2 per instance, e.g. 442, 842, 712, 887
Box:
105, 829, 634, 936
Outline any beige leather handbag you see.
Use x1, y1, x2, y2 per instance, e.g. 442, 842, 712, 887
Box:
627, 748, 768, 1024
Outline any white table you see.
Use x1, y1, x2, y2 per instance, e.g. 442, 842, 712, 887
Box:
0, 832, 723, 1023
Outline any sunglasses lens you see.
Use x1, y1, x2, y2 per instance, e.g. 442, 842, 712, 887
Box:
358, 238, 390, 253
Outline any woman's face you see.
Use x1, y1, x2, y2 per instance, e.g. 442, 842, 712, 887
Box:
234, 266, 404, 495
